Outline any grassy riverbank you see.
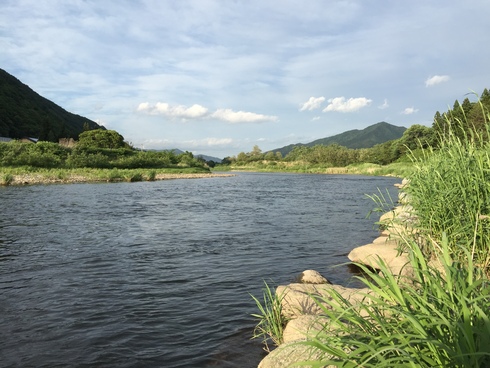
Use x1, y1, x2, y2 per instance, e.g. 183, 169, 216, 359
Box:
0, 166, 232, 186
214, 161, 414, 178
253, 117, 490, 367
299, 123, 490, 366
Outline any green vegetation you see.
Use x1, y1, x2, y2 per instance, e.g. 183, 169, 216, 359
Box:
406, 117, 490, 270
77, 129, 127, 149
0, 130, 207, 171
294, 99, 490, 366
0, 129, 210, 184
272, 122, 407, 157
222, 89, 490, 175
0, 166, 210, 185
301, 236, 490, 367
0, 68, 103, 140
250, 281, 289, 352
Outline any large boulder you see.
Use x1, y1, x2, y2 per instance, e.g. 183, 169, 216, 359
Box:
347, 240, 411, 276
277, 283, 371, 319
283, 315, 329, 343
258, 341, 331, 368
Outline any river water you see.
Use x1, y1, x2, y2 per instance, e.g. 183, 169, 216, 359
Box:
0, 172, 399, 367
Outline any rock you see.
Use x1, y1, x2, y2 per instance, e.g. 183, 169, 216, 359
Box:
277, 283, 371, 319
372, 235, 390, 244
394, 178, 410, 189
348, 241, 411, 276
379, 205, 415, 225
283, 315, 329, 343
298, 270, 331, 284
258, 341, 331, 368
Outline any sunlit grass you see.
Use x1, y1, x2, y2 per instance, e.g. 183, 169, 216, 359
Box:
218, 161, 413, 177
250, 281, 289, 353
296, 106, 490, 367
299, 235, 490, 368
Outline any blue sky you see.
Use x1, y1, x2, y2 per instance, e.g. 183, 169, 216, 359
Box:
1, 0, 489, 158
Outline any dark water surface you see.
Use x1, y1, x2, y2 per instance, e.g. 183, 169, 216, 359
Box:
0, 172, 399, 367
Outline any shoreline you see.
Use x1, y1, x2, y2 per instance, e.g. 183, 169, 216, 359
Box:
2, 172, 235, 186
257, 179, 409, 367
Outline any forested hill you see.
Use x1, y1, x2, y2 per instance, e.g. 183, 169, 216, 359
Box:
0, 68, 103, 141
271, 122, 406, 157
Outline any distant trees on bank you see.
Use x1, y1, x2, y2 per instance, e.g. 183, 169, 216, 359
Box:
224, 89, 490, 168
0, 129, 207, 170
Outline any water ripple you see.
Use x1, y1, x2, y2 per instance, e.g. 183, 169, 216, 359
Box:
0, 173, 399, 367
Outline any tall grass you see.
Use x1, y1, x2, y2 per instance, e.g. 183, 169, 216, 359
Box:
299, 236, 490, 367
405, 106, 490, 271
296, 105, 490, 367
250, 281, 289, 352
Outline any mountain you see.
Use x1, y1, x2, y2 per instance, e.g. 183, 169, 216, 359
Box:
271, 122, 406, 157
0, 68, 103, 140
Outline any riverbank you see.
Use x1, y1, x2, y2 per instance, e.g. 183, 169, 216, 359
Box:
0, 168, 234, 186
257, 179, 413, 367
214, 161, 413, 178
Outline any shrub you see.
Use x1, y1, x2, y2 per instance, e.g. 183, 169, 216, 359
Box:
66, 151, 111, 168
128, 172, 143, 182
147, 170, 157, 181
1, 173, 13, 185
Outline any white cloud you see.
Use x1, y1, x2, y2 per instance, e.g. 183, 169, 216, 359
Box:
203, 137, 234, 146
137, 137, 234, 150
378, 99, 389, 109
210, 109, 278, 124
137, 102, 277, 123
311, 116, 320, 121
137, 102, 151, 112
425, 75, 450, 87
137, 102, 208, 119
322, 97, 372, 113
402, 107, 419, 115
299, 96, 325, 111
173, 104, 209, 119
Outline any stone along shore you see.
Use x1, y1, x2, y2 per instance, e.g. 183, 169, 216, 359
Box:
257, 179, 438, 367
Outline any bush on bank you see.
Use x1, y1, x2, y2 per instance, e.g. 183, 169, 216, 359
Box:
0, 140, 207, 170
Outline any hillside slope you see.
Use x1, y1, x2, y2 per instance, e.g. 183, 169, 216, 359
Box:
0, 68, 103, 140
272, 122, 406, 157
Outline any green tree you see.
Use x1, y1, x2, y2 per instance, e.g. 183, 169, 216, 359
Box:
77, 129, 126, 149
396, 124, 434, 155
236, 151, 248, 163
264, 151, 276, 161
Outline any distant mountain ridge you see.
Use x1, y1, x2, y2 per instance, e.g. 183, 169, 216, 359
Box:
271, 122, 406, 157
0, 68, 103, 140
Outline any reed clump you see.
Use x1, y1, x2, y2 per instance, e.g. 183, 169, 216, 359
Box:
250, 281, 289, 353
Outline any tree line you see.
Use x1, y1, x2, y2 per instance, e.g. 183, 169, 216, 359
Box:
0, 129, 207, 170
225, 89, 490, 167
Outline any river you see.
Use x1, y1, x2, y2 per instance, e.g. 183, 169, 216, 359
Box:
0, 172, 399, 367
